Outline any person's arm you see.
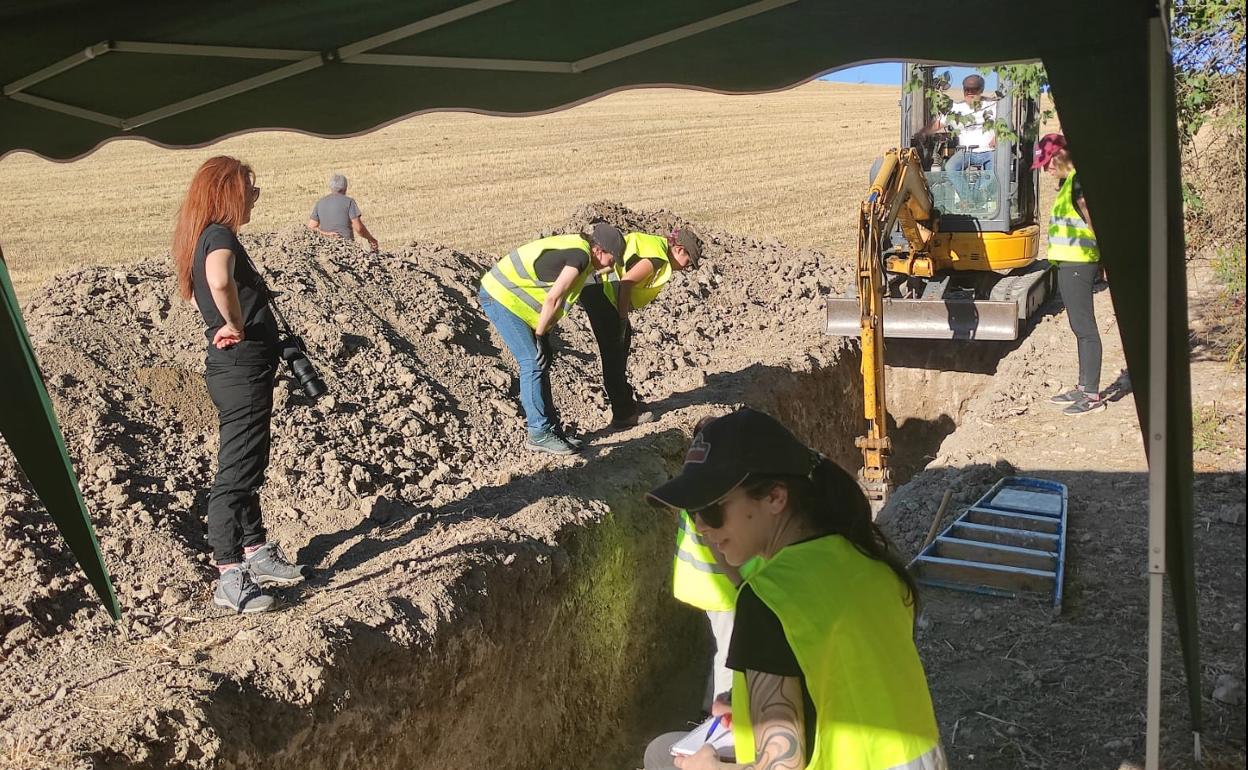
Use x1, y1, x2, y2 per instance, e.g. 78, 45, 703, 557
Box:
306, 218, 321, 233
614, 258, 656, 319
675, 670, 807, 770
351, 216, 379, 252
1075, 196, 1093, 231
534, 264, 583, 337
204, 248, 245, 349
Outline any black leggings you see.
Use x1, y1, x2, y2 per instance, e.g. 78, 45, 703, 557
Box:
204, 354, 276, 564
1055, 262, 1102, 394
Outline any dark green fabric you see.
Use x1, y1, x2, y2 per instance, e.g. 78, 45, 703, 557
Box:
0, 257, 120, 620
0, 0, 1198, 732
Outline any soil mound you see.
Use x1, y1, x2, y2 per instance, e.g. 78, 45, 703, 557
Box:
0, 203, 855, 768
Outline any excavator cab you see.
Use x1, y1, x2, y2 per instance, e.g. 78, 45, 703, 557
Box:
904, 64, 1040, 233
826, 63, 1053, 341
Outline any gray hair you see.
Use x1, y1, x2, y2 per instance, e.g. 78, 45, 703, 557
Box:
328, 173, 348, 193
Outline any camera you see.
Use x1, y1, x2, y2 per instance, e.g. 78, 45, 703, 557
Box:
278, 335, 328, 400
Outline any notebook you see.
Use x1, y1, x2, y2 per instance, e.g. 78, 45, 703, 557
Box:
669, 715, 735, 758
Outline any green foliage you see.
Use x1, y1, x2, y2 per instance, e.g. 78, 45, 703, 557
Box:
1172, 0, 1246, 253
904, 63, 1053, 144
1212, 244, 1246, 292
1172, 0, 1245, 142
1192, 404, 1229, 453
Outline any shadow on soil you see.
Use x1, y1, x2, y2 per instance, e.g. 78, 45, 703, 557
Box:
880, 464, 1245, 770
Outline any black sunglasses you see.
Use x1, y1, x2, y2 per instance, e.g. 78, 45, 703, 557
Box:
692, 498, 727, 529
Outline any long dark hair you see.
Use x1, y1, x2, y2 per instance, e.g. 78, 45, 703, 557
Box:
742, 459, 919, 611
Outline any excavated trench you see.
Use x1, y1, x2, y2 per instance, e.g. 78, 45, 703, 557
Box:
1, 217, 1023, 770
195, 342, 1004, 770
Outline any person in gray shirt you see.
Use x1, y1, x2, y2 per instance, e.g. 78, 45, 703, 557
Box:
306, 174, 380, 252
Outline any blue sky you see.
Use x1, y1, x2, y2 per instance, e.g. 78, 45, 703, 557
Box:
822, 63, 999, 89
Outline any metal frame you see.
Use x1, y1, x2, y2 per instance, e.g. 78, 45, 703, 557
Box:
908, 476, 1069, 611
1, 0, 798, 132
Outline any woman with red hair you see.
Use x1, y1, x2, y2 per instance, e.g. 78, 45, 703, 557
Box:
172, 156, 305, 614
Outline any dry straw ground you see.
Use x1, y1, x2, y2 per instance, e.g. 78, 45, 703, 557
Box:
0, 80, 893, 301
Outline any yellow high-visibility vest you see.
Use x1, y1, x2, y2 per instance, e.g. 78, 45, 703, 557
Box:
603, 232, 673, 311
480, 234, 592, 329
672, 510, 738, 611
731, 536, 942, 770
1047, 171, 1099, 263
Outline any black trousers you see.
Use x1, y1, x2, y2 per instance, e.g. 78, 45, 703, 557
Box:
578, 283, 637, 418
204, 352, 277, 564
1056, 262, 1102, 394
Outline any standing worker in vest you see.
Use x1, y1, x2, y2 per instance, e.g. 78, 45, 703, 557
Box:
649, 408, 945, 770
479, 223, 625, 455
579, 228, 703, 429
1034, 134, 1105, 416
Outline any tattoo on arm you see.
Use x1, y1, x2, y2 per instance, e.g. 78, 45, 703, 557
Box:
742, 670, 806, 770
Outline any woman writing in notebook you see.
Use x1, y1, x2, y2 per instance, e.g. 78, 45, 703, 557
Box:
648, 408, 945, 770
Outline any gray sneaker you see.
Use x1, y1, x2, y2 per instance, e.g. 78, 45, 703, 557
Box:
244, 543, 307, 587
1063, 394, 1107, 416
525, 430, 577, 456
1048, 388, 1085, 405
214, 566, 276, 614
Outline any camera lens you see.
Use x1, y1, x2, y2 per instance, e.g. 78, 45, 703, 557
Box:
288, 355, 327, 399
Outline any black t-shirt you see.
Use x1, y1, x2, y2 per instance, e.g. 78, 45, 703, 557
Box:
191, 224, 279, 357
727, 578, 819, 762
533, 247, 590, 283
624, 255, 666, 274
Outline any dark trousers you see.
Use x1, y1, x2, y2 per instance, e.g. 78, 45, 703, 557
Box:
204, 354, 276, 564
1056, 262, 1102, 393
578, 283, 637, 418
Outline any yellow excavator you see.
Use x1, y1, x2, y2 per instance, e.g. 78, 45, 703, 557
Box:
827, 65, 1051, 504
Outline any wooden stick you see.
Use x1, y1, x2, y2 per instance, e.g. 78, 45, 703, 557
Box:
920, 489, 955, 552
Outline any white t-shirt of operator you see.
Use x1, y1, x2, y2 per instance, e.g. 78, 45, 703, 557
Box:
946, 99, 999, 151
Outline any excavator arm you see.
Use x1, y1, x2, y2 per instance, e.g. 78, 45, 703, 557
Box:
855, 147, 936, 506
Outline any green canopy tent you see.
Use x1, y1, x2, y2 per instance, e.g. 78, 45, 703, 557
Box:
0, 1, 1198, 765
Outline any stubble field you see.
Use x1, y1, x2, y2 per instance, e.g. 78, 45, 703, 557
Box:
0, 80, 892, 301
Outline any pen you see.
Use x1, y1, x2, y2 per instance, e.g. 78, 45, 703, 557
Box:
705, 715, 723, 741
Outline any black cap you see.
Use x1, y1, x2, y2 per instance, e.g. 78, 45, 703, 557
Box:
648, 407, 818, 511
672, 227, 703, 264
589, 222, 625, 263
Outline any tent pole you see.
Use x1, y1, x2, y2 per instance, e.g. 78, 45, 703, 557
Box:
1145, 12, 1169, 770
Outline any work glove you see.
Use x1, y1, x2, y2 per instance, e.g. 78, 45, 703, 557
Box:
535, 333, 554, 370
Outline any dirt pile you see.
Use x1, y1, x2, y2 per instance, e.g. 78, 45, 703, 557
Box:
0, 203, 861, 769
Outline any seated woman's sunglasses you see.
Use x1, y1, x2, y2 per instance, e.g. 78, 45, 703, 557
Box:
692, 499, 727, 529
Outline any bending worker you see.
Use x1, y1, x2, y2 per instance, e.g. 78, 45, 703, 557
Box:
578, 227, 703, 429
479, 223, 624, 455
1034, 133, 1105, 416
649, 407, 944, 770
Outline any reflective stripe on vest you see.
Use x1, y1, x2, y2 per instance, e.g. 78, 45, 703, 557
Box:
672, 510, 737, 611
480, 234, 592, 329
731, 536, 942, 770
603, 232, 674, 311
1047, 171, 1099, 263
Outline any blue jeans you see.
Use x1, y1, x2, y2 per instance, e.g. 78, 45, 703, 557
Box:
479, 289, 558, 436
948, 149, 994, 205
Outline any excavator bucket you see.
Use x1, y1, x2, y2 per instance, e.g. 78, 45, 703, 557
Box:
826, 297, 1021, 340
825, 264, 1053, 341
